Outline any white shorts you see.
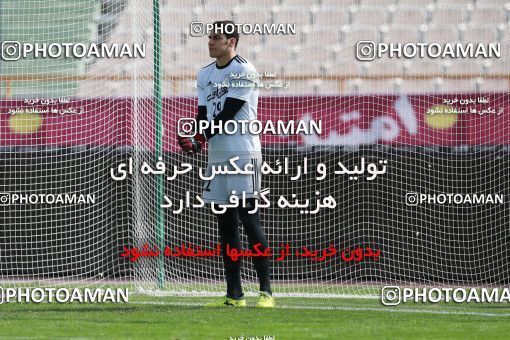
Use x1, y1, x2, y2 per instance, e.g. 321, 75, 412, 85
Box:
202, 157, 262, 204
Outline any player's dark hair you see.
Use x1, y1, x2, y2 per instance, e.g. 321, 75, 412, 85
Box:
213, 20, 239, 48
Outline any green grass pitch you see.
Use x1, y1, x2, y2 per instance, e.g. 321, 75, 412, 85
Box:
1, 292, 510, 339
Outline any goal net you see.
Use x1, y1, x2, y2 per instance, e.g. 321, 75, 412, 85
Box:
0, 0, 509, 299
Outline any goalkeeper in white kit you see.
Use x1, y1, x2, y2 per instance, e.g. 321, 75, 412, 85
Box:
177, 21, 274, 308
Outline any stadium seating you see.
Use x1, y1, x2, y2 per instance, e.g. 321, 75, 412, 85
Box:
5, 0, 509, 97
146, 0, 510, 95
0, 0, 99, 98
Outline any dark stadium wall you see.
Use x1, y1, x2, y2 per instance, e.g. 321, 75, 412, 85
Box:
0, 147, 508, 284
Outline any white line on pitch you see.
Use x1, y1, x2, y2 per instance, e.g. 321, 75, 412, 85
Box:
131, 301, 510, 317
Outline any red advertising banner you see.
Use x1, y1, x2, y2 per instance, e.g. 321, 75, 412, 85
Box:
1, 93, 508, 150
